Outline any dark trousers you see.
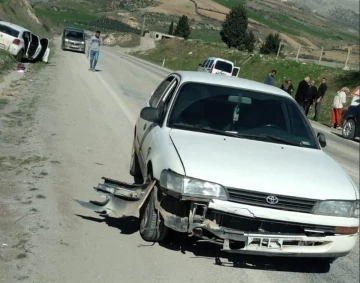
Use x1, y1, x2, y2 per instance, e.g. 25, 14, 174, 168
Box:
304, 100, 312, 116
314, 100, 322, 121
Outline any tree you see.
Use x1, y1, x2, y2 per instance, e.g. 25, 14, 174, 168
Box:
168, 20, 174, 35
260, 32, 281, 54
245, 31, 256, 52
174, 15, 191, 39
220, 5, 249, 50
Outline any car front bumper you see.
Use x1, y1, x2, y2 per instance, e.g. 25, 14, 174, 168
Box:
76, 179, 359, 258
64, 42, 85, 52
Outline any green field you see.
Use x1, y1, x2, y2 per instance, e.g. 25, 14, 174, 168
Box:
212, 0, 358, 42
132, 40, 360, 125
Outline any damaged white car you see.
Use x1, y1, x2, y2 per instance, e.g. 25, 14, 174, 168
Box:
77, 71, 359, 264
0, 21, 50, 63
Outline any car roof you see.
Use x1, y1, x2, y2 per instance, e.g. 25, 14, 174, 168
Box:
0, 21, 30, 33
64, 26, 84, 32
204, 57, 233, 64
174, 71, 291, 98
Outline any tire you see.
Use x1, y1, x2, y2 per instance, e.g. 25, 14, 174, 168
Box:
139, 188, 168, 242
16, 49, 24, 62
130, 144, 144, 184
342, 119, 356, 140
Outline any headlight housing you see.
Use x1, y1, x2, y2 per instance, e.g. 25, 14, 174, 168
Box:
159, 170, 227, 200
65, 38, 69, 42
313, 200, 359, 218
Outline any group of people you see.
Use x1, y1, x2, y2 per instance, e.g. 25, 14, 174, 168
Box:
264, 70, 351, 130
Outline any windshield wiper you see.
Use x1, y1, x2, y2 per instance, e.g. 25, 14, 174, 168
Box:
237, 133, 303, 147
173, 124, 243, 138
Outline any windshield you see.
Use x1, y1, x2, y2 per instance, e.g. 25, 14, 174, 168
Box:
168, 82, 319, 149
65, 30, 84, 39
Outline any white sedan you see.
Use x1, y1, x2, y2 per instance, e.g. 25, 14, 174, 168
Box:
78, 71, 359, 265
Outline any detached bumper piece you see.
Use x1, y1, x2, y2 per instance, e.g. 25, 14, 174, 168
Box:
75, 177, 155, 218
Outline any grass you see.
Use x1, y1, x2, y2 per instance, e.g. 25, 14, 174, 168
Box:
0, 50, 16, 75
34, 9, 97, 24
132, 39, 360, 125
0, 97, 10, 110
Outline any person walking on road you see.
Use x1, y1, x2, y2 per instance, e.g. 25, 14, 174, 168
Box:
304, 80, 317, 116
295, 76, 310, 110
264, 70, 277, 86
87, 30, 103, 72
331, 87, 350, 129
313, 77, 328, 121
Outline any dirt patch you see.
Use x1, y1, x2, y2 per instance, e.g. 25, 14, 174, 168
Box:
104, 32, 141, 48
0, 65, 52, 282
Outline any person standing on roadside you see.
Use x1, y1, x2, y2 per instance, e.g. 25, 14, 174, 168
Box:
304, 80, 317, 116
331, 87, 350, 129
87, 30, 103, 72
313, 77, 328, 121
295, 76, 310, 109
280, 78, 294, 95
264, 70, 277, 86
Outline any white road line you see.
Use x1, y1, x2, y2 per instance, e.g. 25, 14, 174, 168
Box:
81, 55, 137, 125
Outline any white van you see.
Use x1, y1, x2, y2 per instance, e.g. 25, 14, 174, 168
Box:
197, 57, 240, 77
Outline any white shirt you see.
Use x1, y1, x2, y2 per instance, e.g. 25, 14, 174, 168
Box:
332, 91, 346, 108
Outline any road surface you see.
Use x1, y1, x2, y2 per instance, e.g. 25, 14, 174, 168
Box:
1, 39, 359, 283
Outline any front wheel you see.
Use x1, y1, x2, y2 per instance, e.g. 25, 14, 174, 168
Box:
342, 119, 356, 140
139, 189, 168, 242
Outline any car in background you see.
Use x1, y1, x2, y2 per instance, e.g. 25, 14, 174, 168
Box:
61, 27, 86, 53
341, 103, 360, 140
0, 21, 50, 63
198, 57, 240, 77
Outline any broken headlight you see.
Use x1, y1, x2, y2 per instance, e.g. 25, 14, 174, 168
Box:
160, 169, 227, 200
313, 200, 359, 218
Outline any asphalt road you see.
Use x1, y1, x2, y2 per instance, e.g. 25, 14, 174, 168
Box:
16, 41, 359, 283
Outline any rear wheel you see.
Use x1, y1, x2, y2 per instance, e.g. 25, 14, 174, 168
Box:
342, 119, 356, 140
15, 49, 24, 62
139, 188, 168, 242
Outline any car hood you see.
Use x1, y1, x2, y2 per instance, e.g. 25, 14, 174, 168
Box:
169, 129, 357, 200
65, 36, 84, 42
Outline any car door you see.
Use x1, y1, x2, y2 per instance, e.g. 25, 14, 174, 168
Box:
232, 67, 240, 77
135, 75, 176, 170
26, 33, 41, 59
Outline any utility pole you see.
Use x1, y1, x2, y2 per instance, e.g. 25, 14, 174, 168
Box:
295, 45, 301, 62
318, 47, 324, 64
277, 42, 283, 57
140, 15, 146, 36
344, 48, 351, 69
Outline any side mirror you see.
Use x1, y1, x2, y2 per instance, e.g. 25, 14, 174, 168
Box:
317, 132, 327, 148
198, 63, 202, 66
140, 107, 160, 123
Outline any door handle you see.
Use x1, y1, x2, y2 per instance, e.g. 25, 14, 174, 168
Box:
143, 124, 147, 131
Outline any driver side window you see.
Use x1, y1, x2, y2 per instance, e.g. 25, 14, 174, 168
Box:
149, 76, 174, 107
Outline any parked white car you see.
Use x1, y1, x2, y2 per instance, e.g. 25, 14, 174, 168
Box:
198, 56, 240, 77
78, 71, 359, 265
0, 21, 50, 63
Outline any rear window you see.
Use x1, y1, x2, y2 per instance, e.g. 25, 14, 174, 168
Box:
215, 60, 233, 73
0, 25, 20, 37
65, 30, 84, 39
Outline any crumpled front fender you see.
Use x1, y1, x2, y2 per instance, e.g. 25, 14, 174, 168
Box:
75, 177, 156, 218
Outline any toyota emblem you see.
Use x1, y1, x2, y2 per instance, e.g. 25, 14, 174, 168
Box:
266, 195, 279, 204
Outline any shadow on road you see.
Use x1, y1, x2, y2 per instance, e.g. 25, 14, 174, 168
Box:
76, 214, 331, 274
331, 132, 359, 143
75, 214, 139, 235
